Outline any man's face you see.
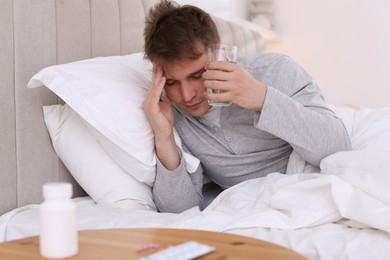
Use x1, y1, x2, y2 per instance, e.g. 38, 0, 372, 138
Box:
163, 53, 211, 117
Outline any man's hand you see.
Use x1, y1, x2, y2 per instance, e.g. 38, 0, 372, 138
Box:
143, 63, 174, 136
142, 63, 180, 170
203, 61, 267, 112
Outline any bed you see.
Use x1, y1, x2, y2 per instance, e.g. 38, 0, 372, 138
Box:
1, 0, 390, 259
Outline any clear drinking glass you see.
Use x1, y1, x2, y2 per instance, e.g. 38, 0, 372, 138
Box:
206, 43, 238, 106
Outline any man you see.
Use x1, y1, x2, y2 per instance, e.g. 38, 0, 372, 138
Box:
142, 0, 352, 213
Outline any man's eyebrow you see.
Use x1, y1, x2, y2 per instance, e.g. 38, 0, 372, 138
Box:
165, 67, 205, 81
189, 67, 206, 76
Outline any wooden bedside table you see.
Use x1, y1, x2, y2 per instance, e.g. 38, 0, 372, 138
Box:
0, 228, 306, 259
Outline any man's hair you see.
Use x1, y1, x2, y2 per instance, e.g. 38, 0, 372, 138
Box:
143, 0, 220, 64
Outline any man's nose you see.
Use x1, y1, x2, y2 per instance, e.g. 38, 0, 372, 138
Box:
181, 82, 196, 101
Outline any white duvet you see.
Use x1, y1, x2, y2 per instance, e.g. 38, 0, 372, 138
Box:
1, 106, 390, 260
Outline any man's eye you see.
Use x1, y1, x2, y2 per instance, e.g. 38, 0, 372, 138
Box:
191, 70, 205, 80
166, 80, 177, 86
191, 75, 202, 80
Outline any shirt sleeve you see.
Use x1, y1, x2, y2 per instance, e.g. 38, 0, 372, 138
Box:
254, 55, 352, 166
152, 148, 204, 213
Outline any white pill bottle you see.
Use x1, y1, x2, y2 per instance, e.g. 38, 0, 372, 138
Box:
40, 182, 78, 258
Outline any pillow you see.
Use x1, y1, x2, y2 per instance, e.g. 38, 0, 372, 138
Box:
331, 105, 390, 151
43, 104, 156, 211
28, 53, 156, 185
29, 52, 200, 189
350, 107, 390, 151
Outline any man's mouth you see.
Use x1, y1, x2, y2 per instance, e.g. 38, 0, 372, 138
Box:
185, 99, 205, 109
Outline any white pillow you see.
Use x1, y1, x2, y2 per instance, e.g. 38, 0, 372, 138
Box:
43, 104, 156, 211
331, 106, 390, 151
351, 107, 390, 151
28, 52, 200, 189
28, 53, 156, 185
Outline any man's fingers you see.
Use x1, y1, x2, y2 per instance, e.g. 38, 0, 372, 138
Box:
150, 64, 166, 102
202, 69, 231, 81
203, 80, 229, 91
205, 60, 235, 72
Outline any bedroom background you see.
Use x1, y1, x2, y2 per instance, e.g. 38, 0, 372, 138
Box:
176, 0, 390, 109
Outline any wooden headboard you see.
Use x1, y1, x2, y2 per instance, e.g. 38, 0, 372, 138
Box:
0, 0, 265, 215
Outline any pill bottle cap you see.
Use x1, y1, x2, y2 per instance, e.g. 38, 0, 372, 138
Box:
43, 182, 72, 199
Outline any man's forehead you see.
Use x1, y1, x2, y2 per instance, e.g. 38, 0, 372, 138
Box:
163, 55, 207, 79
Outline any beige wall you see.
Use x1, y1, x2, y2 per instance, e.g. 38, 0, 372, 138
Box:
267, 0, 390, 108
175, 0, 248, 18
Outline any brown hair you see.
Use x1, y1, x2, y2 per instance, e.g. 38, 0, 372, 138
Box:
143, 0, 220, 65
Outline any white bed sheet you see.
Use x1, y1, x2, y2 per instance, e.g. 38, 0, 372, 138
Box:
1, 106, 390, 260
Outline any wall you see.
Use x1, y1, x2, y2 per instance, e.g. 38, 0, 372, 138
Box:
175, 0, 248, 19
268, 0, 390, 108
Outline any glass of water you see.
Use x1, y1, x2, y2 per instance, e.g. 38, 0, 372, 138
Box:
206, 43, 237, 107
